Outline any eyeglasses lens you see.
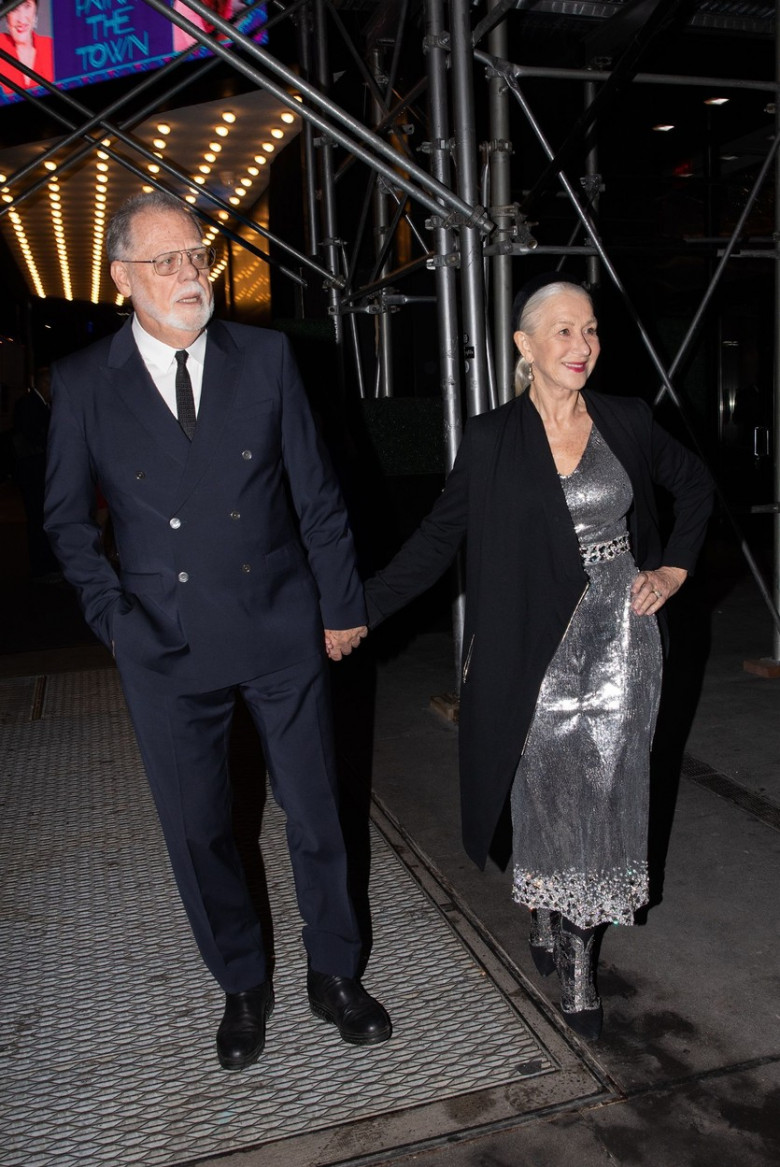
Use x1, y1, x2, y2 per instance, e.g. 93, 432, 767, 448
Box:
152, 248, 215, 276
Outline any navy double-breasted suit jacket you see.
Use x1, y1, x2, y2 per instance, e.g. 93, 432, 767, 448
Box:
45, 317, 366, 689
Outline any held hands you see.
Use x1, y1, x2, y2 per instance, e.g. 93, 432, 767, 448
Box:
324, 625, 368, 661
631, 566, 688, 616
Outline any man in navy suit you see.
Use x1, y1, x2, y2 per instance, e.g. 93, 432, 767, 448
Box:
44, 191, 391, 1070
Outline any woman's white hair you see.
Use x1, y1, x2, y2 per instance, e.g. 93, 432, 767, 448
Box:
513, 280, 593, 396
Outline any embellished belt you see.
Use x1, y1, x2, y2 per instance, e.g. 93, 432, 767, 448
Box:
579, 532, 630, 565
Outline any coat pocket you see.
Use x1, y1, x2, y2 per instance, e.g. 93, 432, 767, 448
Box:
120, 570, 165, 597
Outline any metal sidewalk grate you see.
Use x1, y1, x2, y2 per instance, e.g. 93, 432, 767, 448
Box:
42, 668, 126, 719
0, 676, 40, 724
0, 671, 603, 1167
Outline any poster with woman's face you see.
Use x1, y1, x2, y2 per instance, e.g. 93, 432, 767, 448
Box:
0, 2, 267, 105
0, 0, 54, 99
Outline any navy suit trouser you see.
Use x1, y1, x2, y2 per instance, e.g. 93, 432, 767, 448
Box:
118, 652, 362, 994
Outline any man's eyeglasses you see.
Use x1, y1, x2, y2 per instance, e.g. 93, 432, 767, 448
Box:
120, 247, 216, 277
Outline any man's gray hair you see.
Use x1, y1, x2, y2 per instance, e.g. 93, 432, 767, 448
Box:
106, 191, 199, 262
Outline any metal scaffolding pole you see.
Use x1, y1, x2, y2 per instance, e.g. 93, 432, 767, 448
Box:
481, 60, 778, 95
426, 0, 466, 678
313, 0, 344, 348
583, 79, 601, 291
371, 47, 394, 399
450, 0, 492, 416
297, 6, 321, 260
773, 15, 780, 662
487, 0, 515, 404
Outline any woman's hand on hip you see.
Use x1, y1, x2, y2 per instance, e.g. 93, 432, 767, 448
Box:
631, 566, 688, 616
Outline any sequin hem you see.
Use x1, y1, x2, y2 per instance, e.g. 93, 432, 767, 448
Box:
512, 863, 649, 928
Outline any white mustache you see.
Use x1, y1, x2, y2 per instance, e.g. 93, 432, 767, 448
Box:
174, 281, 206, 301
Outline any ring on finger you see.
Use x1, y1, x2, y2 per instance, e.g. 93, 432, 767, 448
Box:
652, 588, 662, 600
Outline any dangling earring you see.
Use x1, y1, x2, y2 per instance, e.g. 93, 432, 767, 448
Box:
527, 362, 534, 383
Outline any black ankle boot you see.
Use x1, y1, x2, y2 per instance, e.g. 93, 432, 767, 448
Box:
528, 908, 560, 977
554, 918, 603, 1041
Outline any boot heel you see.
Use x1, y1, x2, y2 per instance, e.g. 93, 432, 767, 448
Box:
554, 920, 603, 1041
529, 908, 560, 977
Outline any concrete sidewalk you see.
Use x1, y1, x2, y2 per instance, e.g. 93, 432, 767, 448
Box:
355, 551, 780, 1166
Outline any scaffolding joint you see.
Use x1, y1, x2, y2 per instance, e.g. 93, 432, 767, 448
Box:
489, 204, 538, 250
485, 138, 514, 157
420, 137, 455, 156
367, 290, 402, 315
423, 32, 451, 54
426, 252, 460, 270
433, 205, 493, 233
580, 174, 605, 198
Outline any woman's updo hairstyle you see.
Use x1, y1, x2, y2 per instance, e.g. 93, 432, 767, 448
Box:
511, 274, 593, 396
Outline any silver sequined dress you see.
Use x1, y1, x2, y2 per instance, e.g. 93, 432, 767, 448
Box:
511, 425, 662, 927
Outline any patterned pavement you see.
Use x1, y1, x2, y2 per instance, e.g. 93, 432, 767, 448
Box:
0, 670, 604, 1167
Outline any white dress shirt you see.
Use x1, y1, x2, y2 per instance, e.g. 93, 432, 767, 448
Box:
132, 316, 207, 419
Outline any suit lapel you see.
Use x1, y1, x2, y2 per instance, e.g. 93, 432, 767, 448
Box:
106, 319, 190, 467
106, 318, 244, 497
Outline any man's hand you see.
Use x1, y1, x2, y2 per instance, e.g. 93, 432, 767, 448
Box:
324, 626, 368, 661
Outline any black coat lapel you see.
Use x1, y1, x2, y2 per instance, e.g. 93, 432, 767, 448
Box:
515, 393, 584, 576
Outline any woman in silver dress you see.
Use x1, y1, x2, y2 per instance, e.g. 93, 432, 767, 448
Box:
365, 274, 713, 1040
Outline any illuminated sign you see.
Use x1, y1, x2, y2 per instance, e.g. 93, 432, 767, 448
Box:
0, 2, 268, 105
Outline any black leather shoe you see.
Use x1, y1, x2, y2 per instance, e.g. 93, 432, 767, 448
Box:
307, 968, 391, 1045
216, 981, 274, 1071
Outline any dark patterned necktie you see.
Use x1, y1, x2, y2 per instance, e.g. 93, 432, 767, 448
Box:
174, 349, 196, 440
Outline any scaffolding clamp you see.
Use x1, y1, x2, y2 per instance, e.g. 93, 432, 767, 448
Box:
426, 251, 460, 270
420, 137, 455, 156
432, 204, 493, 232
367, 290, 402, 315
485, 138, 514, 157
487, 204, 538, 251
423, 32, 451, 53
580, 174, 604, 198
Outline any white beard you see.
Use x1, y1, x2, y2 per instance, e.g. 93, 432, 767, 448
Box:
132, 279, 214, 336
